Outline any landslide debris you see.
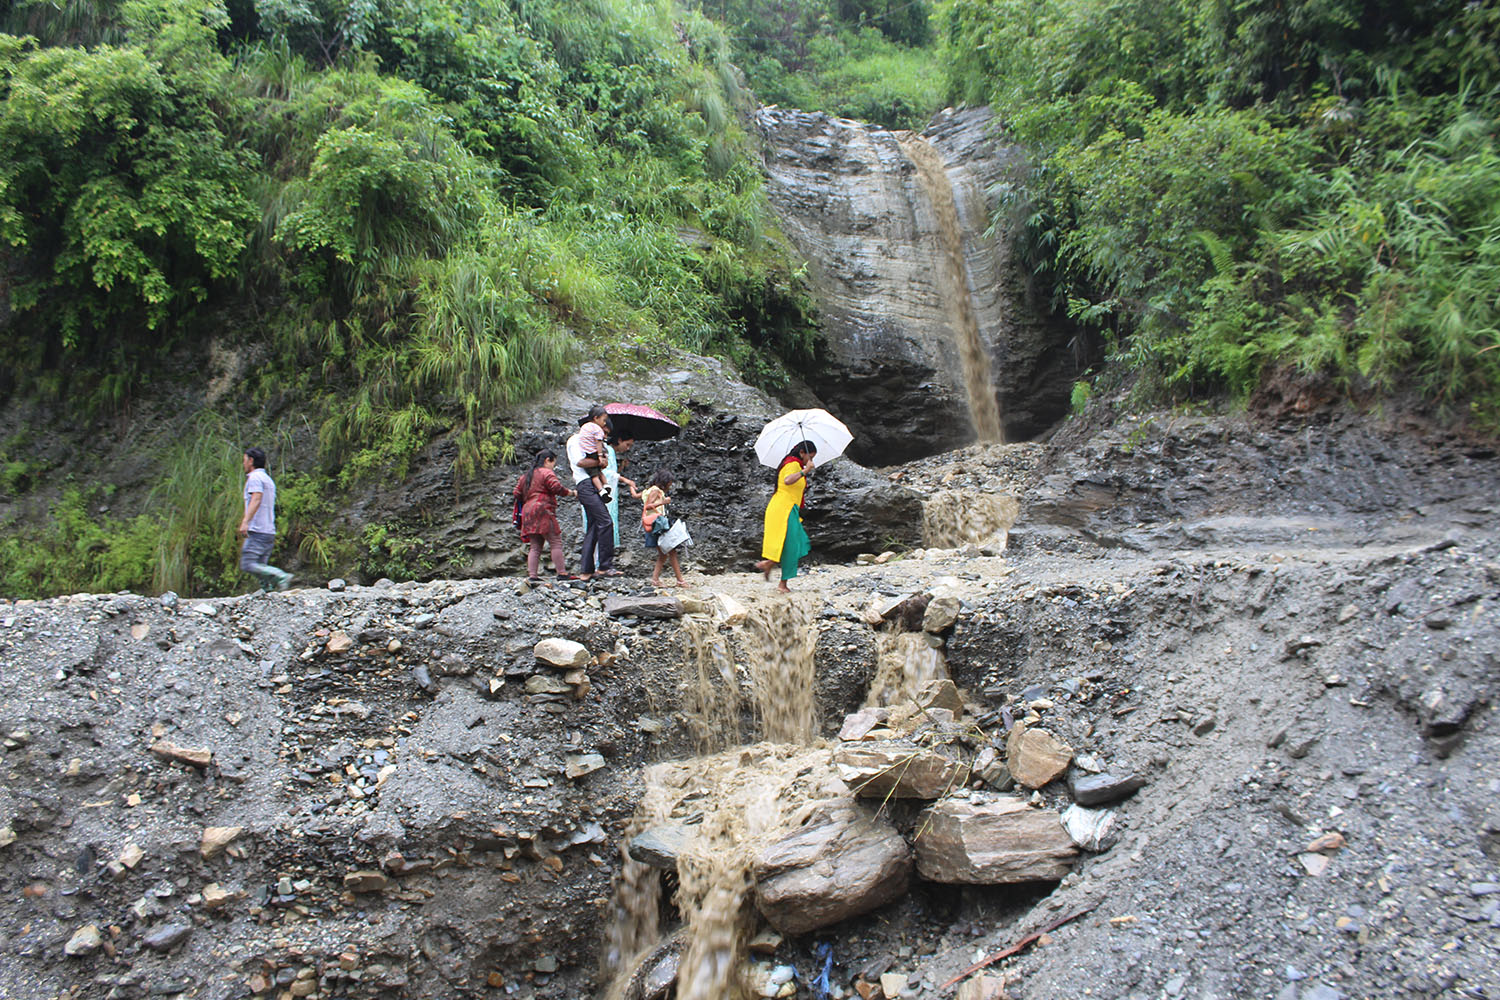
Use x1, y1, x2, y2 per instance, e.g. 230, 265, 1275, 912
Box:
1, 409, 1496, 1000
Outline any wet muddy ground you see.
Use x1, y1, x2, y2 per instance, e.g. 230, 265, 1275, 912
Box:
2, 408, 1496, 1000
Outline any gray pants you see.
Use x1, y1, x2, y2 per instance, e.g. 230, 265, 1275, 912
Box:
239, 531, 285, 583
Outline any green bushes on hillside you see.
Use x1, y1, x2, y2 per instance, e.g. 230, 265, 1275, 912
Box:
0, 0, 820, 597
0, 0, 813, 462
942, 0, 1500, 421
0, 21, 255, 406
0, 489, 162, 597
691, 0, 941, 128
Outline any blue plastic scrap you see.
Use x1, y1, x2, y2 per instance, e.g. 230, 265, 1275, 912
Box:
811, 941, 834, 999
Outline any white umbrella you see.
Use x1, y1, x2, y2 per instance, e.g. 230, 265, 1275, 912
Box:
754, 408, 853, 468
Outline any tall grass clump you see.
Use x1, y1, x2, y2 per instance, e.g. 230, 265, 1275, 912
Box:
149, 415, 246, 596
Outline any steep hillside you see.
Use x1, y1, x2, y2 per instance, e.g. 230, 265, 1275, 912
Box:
0, 0, 819, 598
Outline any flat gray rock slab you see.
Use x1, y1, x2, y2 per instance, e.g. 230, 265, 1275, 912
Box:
603, 595, 684, 619
1070, 771, 1145, 806
628, 825, 692, 870
914, 796, 1077, 884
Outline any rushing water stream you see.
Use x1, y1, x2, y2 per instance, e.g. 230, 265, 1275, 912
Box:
898, 134, 1005, 443
601, 596, 957, 999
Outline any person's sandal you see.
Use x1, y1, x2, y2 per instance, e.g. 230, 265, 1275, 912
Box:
555, 572, 582, 581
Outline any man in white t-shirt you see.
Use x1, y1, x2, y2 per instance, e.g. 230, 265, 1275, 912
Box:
237, 447, 293, 592
566, 405, 617, 580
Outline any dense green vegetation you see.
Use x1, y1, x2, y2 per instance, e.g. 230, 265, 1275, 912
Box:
941, 0, 1500, 417
0, 0, 817, 451
692, 0, 942, 128
0, 0, 817, 596
3, 0, 1497, 598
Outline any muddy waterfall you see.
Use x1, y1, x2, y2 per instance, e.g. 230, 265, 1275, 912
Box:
755, 107, 1074, 461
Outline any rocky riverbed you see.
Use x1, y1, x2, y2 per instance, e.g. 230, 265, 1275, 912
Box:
2, 406, 1497, 1000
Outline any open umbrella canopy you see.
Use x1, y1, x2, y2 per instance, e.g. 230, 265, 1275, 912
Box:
754, 408, 853, 468
604, 402, 681, 442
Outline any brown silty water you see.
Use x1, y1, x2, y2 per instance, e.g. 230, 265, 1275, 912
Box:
864, 631, 949, 711
679, 615, 743, 752
601, 597, 957, 999
740, 599, 819, 745
898, 134, 1004, 444
677, 600, 818, 752
921, 488, 1019, 549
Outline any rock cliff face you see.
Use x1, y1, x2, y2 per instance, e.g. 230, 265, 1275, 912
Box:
756, 107, 1073, 463
0, 351, 924, 592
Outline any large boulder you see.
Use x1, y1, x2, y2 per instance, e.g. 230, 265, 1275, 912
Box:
753, 799, 912, 934
913, 795, 1077, 884
1006, 723, 1073, 789
833, 741, 969, 799
798, 461, 923, 562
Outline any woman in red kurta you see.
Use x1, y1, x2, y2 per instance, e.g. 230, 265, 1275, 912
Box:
513, 450, 577, 583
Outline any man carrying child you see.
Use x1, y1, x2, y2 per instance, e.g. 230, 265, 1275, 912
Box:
566, 405, 620, 580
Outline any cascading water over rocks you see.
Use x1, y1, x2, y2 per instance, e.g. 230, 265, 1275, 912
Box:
603, 597, 833, 1000
600, 593, 966, 999
756, 106, 1076, 460
897, 133, 1004, 444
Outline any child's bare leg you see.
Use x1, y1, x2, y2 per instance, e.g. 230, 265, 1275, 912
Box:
669, 550, 685, 584
651, 552, 666, 586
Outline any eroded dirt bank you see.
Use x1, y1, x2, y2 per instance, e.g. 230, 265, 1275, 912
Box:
1, 409, 1496, 1000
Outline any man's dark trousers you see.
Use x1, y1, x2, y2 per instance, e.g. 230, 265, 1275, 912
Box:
577, 479, 614, 574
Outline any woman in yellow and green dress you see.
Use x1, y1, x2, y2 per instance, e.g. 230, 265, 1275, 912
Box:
754, 440, 816, 592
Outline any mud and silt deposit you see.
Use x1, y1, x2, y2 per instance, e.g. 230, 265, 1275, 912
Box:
3, 411, 1499, 1000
